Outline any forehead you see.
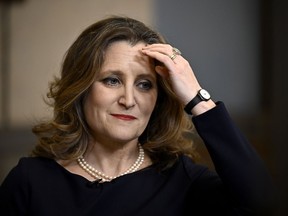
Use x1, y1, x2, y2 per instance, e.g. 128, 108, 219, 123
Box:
100, 41, 155, 76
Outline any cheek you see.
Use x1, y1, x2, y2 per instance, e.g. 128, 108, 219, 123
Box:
83, 86, 105, 119
140, 91, 158, 117
149, 95, 158, 113
85, 83, 111, 107
83, 94, 95, 124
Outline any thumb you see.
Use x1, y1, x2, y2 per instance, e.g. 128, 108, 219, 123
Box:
155, 66, 169, 78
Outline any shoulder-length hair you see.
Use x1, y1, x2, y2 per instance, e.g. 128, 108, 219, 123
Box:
31, 16, 197, 170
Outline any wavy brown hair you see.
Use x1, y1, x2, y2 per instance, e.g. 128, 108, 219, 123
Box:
31, 16, 198, 170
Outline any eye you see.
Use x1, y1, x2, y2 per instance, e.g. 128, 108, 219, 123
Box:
102, 77, 121, 87
137, 80, 153, 91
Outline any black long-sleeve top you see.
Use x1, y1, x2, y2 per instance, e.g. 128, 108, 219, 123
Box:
0, 102, 276, 215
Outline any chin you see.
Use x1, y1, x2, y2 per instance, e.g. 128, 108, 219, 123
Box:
108, 132, 141, 144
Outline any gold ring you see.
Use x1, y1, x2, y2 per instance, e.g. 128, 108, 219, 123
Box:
170, 53, 177, 60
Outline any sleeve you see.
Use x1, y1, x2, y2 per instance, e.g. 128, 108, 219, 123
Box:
0, 158, 30, 215
191, 101, 276, 215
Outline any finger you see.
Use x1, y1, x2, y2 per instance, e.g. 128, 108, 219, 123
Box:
143, 44, 182, 57
143, 44, 174, 56
142, 49, 176, 69
143, 44, 183, 64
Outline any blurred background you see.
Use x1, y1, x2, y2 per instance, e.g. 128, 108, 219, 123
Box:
0, 0, 287, 215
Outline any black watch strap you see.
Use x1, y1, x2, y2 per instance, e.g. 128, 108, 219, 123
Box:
184, 95, 202, 115
184, 89, 211, 115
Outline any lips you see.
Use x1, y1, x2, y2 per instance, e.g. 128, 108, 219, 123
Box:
111, 114, 137, 121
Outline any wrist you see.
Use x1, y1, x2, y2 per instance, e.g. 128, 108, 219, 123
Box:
190, 100, 216, 116
184, 89, 212, 115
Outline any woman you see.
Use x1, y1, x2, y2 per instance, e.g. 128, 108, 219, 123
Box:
0, 16, 275, 215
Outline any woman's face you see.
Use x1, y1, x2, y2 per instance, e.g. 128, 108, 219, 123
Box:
83, 41, 158, 145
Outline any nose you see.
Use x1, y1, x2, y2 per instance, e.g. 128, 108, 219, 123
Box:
118, 85, 136, 109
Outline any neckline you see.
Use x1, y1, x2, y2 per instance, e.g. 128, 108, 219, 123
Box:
50, 157, 156, 184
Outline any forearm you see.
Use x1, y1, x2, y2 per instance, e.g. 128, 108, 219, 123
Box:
192, 102, 276, 214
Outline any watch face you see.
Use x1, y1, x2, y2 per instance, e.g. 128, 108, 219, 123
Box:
199, 89, 211, 100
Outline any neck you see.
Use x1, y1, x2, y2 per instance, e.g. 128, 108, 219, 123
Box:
83, 139, 140, 178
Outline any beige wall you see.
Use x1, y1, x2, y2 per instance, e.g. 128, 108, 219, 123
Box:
1, 0, 154, 128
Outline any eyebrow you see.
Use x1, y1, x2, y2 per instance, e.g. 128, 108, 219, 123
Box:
100, 70, 123, 77
99, 70, 157, 81
137, 73, 157, 82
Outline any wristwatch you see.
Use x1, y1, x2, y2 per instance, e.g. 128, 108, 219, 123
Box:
184, 89, 211, 115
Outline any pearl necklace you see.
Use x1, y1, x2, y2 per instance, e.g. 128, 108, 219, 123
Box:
77, 144, 144, 182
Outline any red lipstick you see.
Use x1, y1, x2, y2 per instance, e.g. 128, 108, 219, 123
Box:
111, 114, 137, 121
